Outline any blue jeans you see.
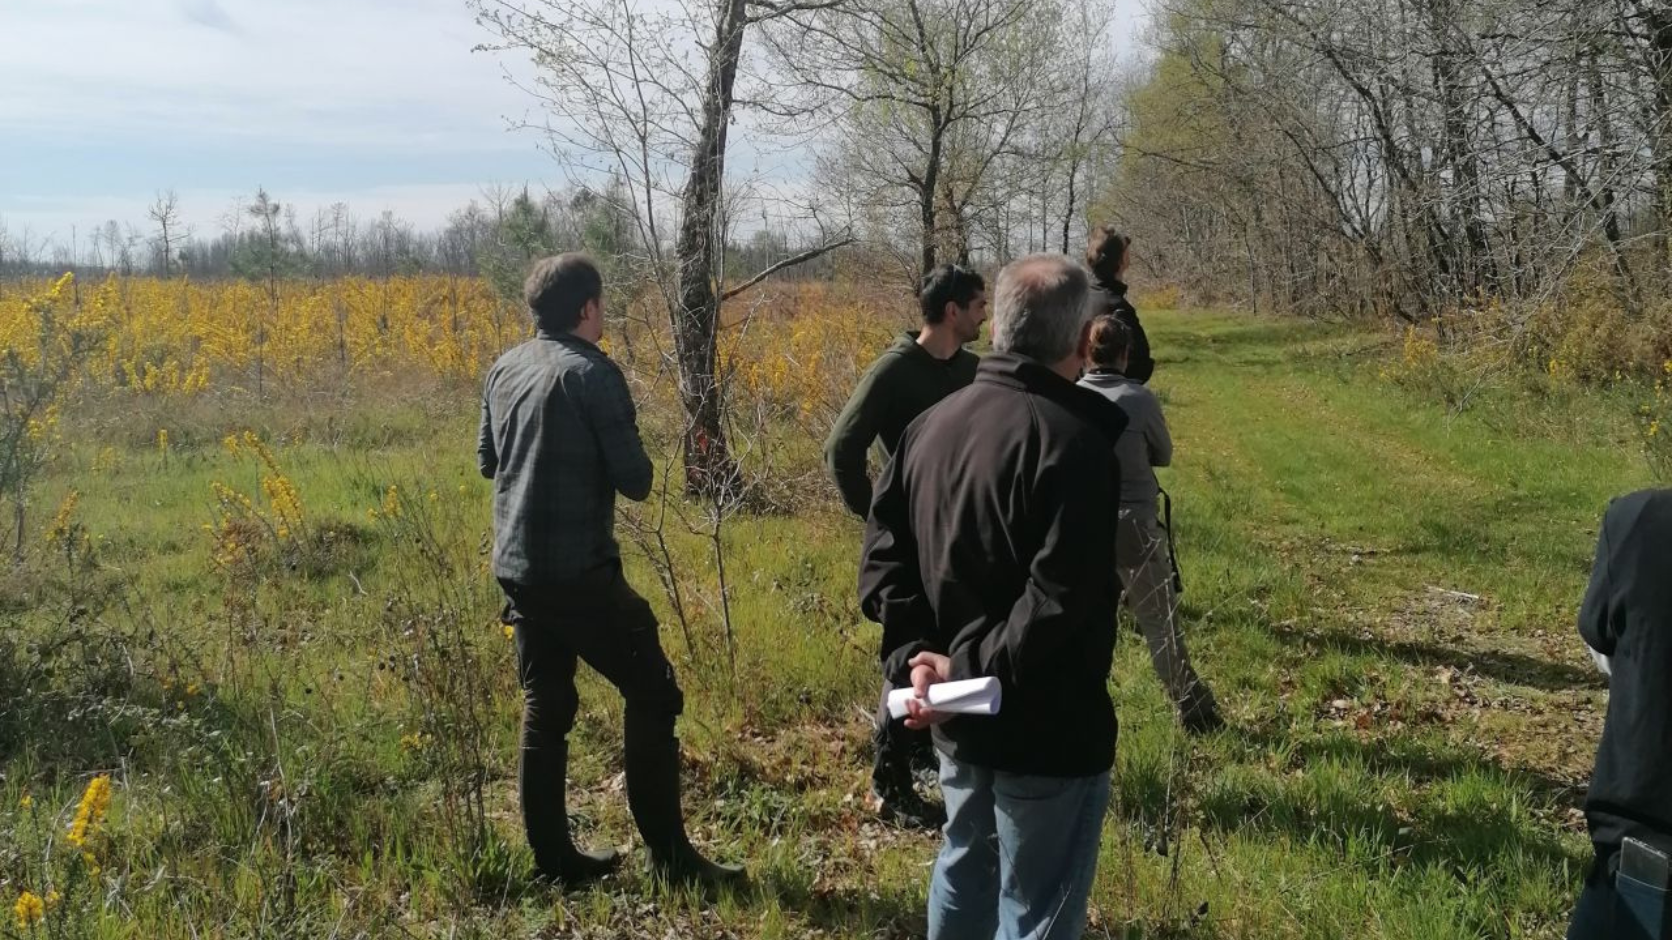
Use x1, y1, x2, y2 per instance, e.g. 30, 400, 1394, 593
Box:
1568, 848, 1669, 940
927, 753, 1111, 940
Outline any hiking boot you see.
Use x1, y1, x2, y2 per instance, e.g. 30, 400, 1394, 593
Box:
550, 844, 622, 885
627, 736, 748, 889
522, 742, 623, 885
1181, 704, 1226, 735
648, 843, 749, 889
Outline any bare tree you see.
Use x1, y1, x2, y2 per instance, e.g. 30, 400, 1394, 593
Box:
766, 0, 1076, 283
235, 189, 290, 398
473, 0, 851, 497
148, 189, 191, 278
1096, 0, 1672, 344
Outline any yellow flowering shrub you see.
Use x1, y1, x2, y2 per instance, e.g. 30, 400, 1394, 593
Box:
13, 890, 44, 929
721, 282, 897, 422
1, 273, 527, 397
6, 776, 105, 935
206, 432, 309, 565
1640, 361, 1672, 479
66, 775, 112, 849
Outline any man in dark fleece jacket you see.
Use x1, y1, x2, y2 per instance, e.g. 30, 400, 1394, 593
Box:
824, 265, 985, 517
860, 254, 1127, 940
1568, 489, 1672, 939
825, 263, 986, 829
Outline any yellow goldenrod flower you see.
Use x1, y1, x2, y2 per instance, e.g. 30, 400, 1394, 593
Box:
13, 890, 44, 929
67, 774, 112, 848
18, 793, 32, 809
156, 429, 169, 453
45, 490, 80, 547
43, 891, 59, 911
502, 624, 515, 641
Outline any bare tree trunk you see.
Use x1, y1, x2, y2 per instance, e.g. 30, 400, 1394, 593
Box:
1428, 0, 1490, 294
918, 122, 943, 284
1588, 46, 1644, 315
1643, 5, 1672, 286
1060, 164, 1077, 255
673, 0, 750, 498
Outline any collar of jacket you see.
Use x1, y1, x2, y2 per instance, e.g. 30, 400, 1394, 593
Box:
893, 331, 968, 364
1095, 275, 1130, 298
976, 352, 1129, 441
536, 328, 603, 354
1080, 368, 1133, 387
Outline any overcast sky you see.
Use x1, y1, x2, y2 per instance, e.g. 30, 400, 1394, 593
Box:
2, 0, 1149, 252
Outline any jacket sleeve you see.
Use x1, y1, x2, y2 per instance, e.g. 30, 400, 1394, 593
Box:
1147, 395, 1173, 468
587, 361, 655, 502
947, 438, 1118, 690
476, 376, 498, 480
859, 446, 936, 683
825, 357, 892, 518
1579, 503, 1620, 656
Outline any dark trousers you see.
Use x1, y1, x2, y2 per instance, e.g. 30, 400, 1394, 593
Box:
1569, 845, 1670, 940
499, 563, 689, 865
873, 678, 936, 793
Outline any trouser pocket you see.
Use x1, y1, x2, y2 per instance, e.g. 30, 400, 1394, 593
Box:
1614, 871, 1668, 937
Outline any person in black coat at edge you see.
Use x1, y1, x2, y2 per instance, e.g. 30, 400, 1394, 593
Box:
1085, 224, 1153, 384
1567, 489, 1672, 939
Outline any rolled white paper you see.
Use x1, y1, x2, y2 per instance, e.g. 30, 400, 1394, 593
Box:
887, 677, 1002, 720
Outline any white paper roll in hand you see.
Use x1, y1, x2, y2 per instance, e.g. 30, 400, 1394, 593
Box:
887, 677, 1002, 720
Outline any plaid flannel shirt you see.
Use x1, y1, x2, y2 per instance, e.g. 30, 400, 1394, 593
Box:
478, 331, 653, 584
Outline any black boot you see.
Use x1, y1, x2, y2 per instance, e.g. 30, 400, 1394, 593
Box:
626, 737, 746, 888
522, 741, 622, 885
1181, 702, 1226, 735
871, 721, 945, 830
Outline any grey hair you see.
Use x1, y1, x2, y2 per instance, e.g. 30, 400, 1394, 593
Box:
989, 254, 1094, 363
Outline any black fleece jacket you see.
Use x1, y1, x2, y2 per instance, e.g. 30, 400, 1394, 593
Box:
1096, 277, 1153, 384
1579, 489, 1672, 854
858, 352, 1128, 777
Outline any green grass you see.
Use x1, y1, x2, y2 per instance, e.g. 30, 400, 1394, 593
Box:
0, 309, 1653, 938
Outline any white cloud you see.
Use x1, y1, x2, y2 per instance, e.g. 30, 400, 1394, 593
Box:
2, 0, 539, 147
2, 0, 1151, 245
180, 0, 240, 33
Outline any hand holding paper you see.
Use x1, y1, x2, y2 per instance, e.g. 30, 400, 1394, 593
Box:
887, 676, 1002, 720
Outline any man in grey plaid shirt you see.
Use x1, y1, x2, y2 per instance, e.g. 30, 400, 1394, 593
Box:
479, 253, 744, 888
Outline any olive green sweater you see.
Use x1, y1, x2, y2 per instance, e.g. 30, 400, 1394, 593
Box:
823, 334, 979, 517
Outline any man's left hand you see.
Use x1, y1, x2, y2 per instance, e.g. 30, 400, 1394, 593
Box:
903, 651, 953, 730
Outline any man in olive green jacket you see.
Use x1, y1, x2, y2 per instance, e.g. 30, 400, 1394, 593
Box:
824, 263, 986, 828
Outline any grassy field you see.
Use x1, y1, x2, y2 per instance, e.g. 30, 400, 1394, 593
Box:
0, 304, 1654, 939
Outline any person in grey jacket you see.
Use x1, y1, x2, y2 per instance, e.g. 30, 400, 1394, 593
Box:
479, 254, 744, 888
1078, 315, 1222, 733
